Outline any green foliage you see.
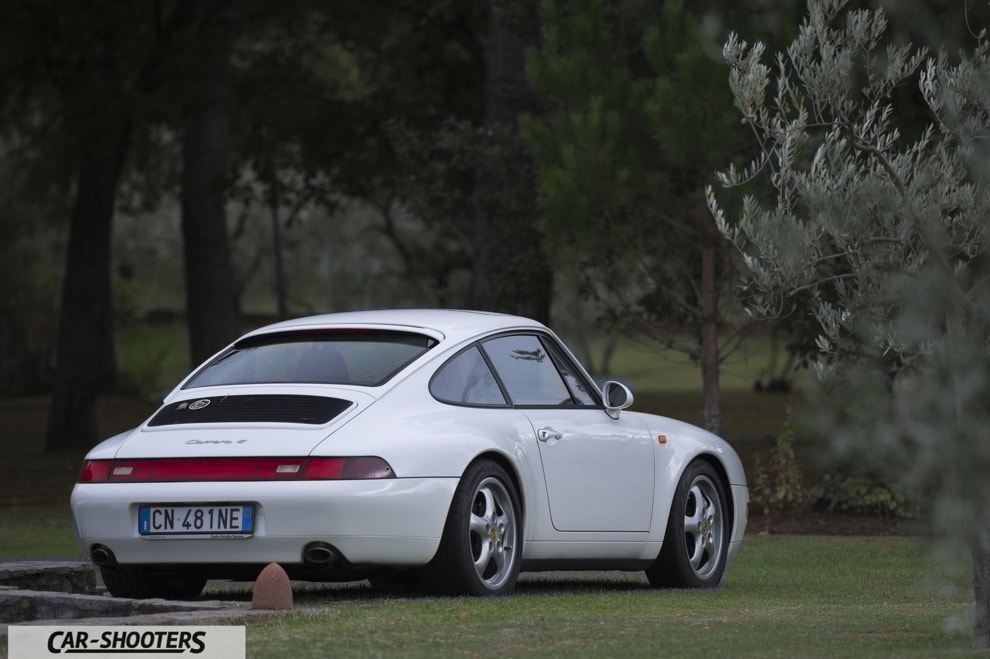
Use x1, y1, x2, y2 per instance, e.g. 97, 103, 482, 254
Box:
709, 0, 990, 639
360, 117, 481, 305
750, 414, 808, 515
525, 0, 661, 263
525, 0, 752, 264
712, 0, 990, 511
643, 7, 742, 171
526, 0, 787, 270
710, 0, 989, 367
814, 473, 920, 519
525, 2, 786, 431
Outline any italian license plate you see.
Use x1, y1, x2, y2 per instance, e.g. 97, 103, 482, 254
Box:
138, 504, 254, 537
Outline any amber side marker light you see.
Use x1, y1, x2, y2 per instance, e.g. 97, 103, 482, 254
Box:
658, 434, 668, 444
77, 457, 395, 483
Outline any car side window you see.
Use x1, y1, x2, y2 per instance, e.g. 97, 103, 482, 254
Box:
430, 346, 507, 406
482, 335, 573, 406
554, 351, 598, 406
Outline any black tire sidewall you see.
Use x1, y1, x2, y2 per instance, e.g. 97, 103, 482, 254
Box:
650, 460, 730, 589
419, 459, 523, 596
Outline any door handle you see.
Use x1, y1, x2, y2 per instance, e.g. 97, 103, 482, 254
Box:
537, 427, 562, 442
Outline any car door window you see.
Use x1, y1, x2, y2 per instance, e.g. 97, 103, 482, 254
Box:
482, 335, 573, 406
430, 346, 507, 406
554, 352, 598, 406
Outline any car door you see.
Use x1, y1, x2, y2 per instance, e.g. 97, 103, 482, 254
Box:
481, 334, 656, 532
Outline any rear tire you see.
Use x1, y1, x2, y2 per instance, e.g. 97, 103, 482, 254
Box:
418, 460, 522, 596
100, 566, 207, 600
646, 460, 729, 589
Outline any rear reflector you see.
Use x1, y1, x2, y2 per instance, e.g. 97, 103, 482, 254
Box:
303, 457, 394, 480
77, 457, 395, 483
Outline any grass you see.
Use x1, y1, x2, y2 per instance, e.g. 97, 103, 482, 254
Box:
116, 322, 190, 398
590, 334, 811, 394
0, 452, 86, 558
219, 536, 978, 658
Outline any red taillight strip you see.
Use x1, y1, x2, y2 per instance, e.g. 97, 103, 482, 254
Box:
77, 457, 394, 483
79, 461, 113, 483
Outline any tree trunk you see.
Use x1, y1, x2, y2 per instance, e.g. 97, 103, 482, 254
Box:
699, 221, 722, 435
46, 126, 131, 451
181, 15, 240, 365
43, 2, 197, 451
470, 0, 552, 323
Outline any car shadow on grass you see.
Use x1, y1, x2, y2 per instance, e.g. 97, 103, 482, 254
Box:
204, 572, 655, 605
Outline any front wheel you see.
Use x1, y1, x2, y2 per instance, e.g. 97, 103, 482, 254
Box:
646, 460, 730, 589
418, 460, 522, 596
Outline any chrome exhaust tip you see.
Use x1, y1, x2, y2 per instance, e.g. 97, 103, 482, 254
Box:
302, 542, 338, 566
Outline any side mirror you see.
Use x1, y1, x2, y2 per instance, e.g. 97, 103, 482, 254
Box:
602, 380, 634, 419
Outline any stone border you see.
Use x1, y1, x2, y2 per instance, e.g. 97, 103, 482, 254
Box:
0, 561, 268, 656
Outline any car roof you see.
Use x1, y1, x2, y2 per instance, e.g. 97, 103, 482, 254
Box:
241, 308, 549, 344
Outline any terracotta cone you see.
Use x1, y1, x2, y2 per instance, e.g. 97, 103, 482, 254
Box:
251, 562, 294, 610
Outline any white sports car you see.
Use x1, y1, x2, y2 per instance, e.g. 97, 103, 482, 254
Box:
71, 309, 748, 598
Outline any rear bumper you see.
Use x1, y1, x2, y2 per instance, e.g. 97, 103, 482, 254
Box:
71, 477, 458, 569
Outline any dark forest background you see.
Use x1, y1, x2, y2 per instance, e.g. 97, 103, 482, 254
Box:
0, 0, 982, 451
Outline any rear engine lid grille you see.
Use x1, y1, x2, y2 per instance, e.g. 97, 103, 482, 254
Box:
148, 395, 352, 426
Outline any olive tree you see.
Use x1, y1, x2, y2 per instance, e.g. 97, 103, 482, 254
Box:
707, 0, 990, 643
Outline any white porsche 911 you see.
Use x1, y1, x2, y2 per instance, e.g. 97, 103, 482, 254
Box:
71, 309, 748, 599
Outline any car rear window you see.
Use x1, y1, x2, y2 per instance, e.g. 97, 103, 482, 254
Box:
183, 330, 437, 388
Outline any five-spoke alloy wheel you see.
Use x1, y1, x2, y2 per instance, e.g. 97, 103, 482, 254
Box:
647, 460, 730, 588
419, 460, 522, 596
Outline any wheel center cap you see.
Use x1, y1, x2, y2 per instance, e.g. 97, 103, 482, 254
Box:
700, 518, 711, 535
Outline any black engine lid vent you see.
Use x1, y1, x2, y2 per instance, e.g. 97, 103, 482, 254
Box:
148, 395, 352, 426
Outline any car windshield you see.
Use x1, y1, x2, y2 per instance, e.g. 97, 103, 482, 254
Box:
183, 330, 438, 388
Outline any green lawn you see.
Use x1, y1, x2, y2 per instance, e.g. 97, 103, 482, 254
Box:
584, 334, 810, 394
0, 452, 87, 558
115, 322, 190, 398
226, 536, 978, 658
